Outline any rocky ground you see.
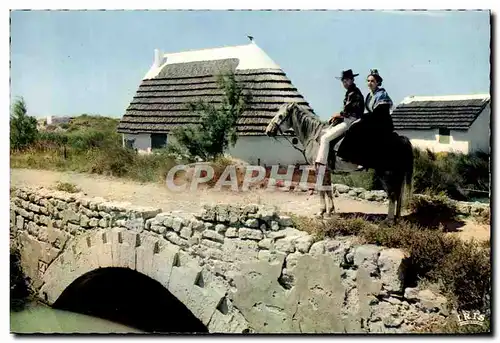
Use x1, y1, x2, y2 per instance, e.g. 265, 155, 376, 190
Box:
10, 168, 490, 242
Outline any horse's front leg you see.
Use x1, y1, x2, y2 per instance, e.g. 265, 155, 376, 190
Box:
395, 175, 406, 219
325, 190, 335, 218
324, 172, 335, 217
316, 190, 327, 218
387, 193, 396, 223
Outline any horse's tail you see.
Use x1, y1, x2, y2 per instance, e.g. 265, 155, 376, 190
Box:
401, 135, 414, 209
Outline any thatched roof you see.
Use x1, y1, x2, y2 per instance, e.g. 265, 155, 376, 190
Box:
117, 43, 315, 136
392, 94, 490, 130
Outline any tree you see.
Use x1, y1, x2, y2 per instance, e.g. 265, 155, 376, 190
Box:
169, 72, 252, 161
10, 97, 38, 150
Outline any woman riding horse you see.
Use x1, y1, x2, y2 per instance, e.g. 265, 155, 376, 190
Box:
338, 69, 395, 170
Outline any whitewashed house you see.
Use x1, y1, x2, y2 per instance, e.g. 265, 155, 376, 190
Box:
117, 39, 313, 165
392, 94, 491, 154
46, 115, 73, 125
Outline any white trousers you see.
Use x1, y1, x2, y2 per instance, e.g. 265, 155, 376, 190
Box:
315, 118, 359, 165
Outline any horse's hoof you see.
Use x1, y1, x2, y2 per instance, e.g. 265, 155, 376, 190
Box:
315, 212, 325, 219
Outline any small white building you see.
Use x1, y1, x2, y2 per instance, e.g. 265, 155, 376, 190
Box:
117, 39, 313, 166
392, 94, 491, 154
46, 115, 73, 125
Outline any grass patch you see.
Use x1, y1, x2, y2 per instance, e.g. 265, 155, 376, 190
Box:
54, 181, 81, 193
414, 314, 490, 334
476, 210, 490, 225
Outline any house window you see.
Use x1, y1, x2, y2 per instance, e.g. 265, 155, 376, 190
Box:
438, 128, 450, 144
151, 133, 167, 150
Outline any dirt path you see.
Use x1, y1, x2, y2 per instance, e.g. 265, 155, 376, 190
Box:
10, 168, 489, 242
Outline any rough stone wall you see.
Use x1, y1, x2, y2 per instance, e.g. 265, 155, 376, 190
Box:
331, 184, 490, 215
11, 186, 450, 333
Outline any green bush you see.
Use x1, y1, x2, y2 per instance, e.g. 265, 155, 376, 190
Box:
171, 72, 252, 161
10, 97, 38, 151
87, 143, 135, 177
433, 239, 491, 311
408, 193, 459, 228
412, 149, 490, 201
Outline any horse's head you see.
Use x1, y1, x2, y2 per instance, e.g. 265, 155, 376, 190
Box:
265, 103, 295, 137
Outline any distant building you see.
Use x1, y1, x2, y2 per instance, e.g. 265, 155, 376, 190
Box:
391, 94, 491, 154
116, 40, 315, 165
46, 115, 73, 125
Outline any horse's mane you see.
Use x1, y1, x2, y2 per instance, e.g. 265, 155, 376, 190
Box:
290, 104, 326, 141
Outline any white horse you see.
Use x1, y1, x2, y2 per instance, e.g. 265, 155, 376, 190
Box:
264, 103, 414, 221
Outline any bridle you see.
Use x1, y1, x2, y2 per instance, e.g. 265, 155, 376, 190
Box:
270, 106, 310, 164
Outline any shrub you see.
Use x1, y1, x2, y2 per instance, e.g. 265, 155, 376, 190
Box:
10, 97, 38, 151
54, 181, 81, 193
128, 150, 181, 183
415, 314, 490, 333
454, 151, 490, 196
432, 239, 491, 311
408, 193, 459, 228
87, 143, 135, 177
476, 210, 490, 225
412, 148, 490, 201
171, 72, 252, 161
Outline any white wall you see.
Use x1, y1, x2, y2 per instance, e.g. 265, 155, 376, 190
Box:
397, 105, 490, 154
465, 104, 490, 153
122, 133, 152, 153
46, 116, 72, 125
397, 129, 469, 154
227, 136, 306, 165
122, 133, 305, 165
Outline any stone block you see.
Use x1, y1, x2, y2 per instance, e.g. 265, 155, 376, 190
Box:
245, 218, 259, 228
202, 230, 225, 243
239, 228, 263, 241
225, 227, 238, 238
378, 248, 406, 293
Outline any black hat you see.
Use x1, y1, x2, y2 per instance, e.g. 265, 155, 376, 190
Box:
336, 69, 359, 80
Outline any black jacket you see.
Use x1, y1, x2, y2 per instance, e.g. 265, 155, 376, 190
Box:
340, 83, 364, 119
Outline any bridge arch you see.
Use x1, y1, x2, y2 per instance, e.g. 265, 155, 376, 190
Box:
53, 266, 208, 333
39, 228, 243, 333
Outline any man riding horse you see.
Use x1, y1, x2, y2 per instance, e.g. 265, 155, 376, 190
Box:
315, 69, 364, 171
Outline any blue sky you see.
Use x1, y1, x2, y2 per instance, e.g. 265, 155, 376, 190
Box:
10, 10, 490, 120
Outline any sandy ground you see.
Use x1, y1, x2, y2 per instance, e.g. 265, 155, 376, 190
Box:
10, 168, 490, 242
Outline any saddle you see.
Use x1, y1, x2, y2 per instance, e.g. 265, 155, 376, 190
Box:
319, 118, 392, 171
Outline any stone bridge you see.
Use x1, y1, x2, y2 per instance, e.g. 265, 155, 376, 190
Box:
10, 187, 449, 333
